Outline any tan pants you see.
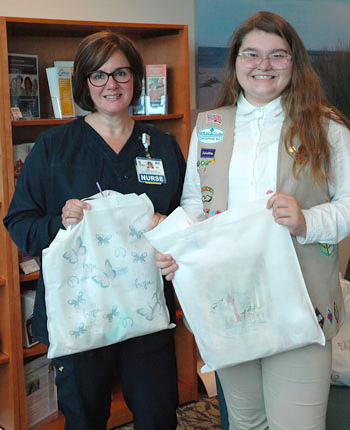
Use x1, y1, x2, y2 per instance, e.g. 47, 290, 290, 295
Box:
216, 341, 332, 430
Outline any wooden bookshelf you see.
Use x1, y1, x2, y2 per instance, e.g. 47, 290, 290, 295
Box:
20, 271, 40, 282
0, 16, 196, 430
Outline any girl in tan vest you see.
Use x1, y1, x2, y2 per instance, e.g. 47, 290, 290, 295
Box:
156, 10, 350, 430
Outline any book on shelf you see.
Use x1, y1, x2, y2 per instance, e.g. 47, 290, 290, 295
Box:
24, 355, 58, 427
18, 249, 40, 275
53, 61, 90, 117
13, 141, 35, 180
8, 53, 40, 119
145, 64, 167, 115
21, 290, 39, 348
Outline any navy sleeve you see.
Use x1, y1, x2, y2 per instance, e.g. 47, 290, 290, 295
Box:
3, 134, 64, 256
168, 137, 186, 214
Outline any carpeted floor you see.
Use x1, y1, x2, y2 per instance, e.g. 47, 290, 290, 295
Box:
114, 395, 222, 429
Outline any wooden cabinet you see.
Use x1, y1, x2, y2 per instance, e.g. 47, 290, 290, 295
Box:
0, 17, 197, 430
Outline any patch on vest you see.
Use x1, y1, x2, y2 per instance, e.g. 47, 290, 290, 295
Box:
320, 243, 337, 256
197, 158, 217, 169
200, 148, 216, 158
334, 302, 339, 323
206, 113, 222, 125
315, 307, 324, 329
198, 127, 224, 144
201, 186, 214, 203
326, 307, 333, 326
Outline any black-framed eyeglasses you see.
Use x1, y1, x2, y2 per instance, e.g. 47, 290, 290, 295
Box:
87, 67, 133, 87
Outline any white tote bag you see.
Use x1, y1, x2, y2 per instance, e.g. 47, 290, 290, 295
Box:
145, 196, 325, 373
331, 278, 350, 386
42, 191, 173, 359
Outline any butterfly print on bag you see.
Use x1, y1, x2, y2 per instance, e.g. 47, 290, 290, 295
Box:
69, 323, 87, 338
67, 291, 86, 309
92, 259, 117, 288
129, 225, 144, 239
96, 234, 112, 246
63, 236, 87, 264
136, 292, 162, 321
132, 252, 147, 263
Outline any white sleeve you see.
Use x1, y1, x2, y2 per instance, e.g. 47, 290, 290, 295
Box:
180, 128, 205, 222
297, 120, 350, 244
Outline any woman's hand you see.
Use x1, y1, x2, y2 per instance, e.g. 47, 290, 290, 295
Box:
155, 251, 178, 281
61, 199, 91, 229
148, 212, 167, 230
266, 192, 306, 237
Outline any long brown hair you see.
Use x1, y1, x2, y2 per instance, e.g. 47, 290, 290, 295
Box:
216, 11, 350, 182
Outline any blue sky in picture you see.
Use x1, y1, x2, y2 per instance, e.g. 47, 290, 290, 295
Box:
195, 0, 350, 50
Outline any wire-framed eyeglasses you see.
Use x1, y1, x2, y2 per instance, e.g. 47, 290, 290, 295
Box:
237, 51, 292, 70
87, 67, 133, 87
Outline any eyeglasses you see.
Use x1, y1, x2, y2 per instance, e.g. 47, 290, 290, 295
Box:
237, 51, 292, 69
87, 67, 133, 87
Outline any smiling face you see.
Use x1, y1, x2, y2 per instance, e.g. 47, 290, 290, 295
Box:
88, 49, 134, 117
235, 30, 293, 106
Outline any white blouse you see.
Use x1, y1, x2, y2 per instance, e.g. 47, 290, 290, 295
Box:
181, 95, 350, 244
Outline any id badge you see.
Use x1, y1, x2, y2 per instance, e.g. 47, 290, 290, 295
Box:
135, 157, 167, 185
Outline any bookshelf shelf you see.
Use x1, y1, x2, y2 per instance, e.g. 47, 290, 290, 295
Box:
20, 271, 40, 282
12, 113, 184, 127
0, 352, 10, 365
0, 16, 196, 430
23, 343, 48, 360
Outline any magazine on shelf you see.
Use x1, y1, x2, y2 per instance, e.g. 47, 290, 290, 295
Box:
46, 66, 75, 119
145, 64, 167, 114
53, 61, 90, 117
8, 53, 40, 119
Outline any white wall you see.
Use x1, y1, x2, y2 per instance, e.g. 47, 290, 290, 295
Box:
0, 0, 196, 107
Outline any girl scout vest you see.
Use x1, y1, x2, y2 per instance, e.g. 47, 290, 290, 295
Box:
196, 105, 344, 340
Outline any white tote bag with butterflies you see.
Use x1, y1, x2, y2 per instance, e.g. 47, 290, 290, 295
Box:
42, 190, 173, 359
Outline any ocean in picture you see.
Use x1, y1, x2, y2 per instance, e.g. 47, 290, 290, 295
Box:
197, 46, 229, 111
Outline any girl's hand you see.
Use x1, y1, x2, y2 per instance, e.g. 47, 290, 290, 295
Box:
61, 199, 91, 229
155, 250, 178, 281
266, 192, 306, 237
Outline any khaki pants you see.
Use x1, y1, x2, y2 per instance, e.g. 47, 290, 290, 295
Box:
216, 341, 331, 430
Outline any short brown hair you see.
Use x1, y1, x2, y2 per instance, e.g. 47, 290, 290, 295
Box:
73, 31, 145, 112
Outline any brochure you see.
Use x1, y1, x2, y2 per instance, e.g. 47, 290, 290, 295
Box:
8, 53, 40, 119
145, 64, 167, 114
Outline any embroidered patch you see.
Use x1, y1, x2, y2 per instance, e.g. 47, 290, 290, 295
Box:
202, 195, 212, 203
315, 307, 324, 329
320, 243, 337, 256
327, 307, 333, 325
334, 302, 339, 323
201, 186, 214, 203
201, 186, 214, 193
201, 148, 216, 158
198, 127, 224, 144
207, 113, 222, 125
197, 158, 217, 169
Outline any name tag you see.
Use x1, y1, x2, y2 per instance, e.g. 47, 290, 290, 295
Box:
135, 157, 166, 185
